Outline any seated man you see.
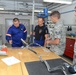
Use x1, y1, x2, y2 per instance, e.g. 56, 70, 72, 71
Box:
30, 17, 49, 46
6, 18, 27, 47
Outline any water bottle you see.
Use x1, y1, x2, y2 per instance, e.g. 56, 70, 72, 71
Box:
1, 45, 8, 52
73, 41, 76, 65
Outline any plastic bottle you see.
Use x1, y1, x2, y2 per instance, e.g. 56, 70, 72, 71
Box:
1, 45, 8, 52
73, 41, 76, 65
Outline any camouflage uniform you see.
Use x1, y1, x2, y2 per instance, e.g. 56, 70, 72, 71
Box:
49, 20, 66, 55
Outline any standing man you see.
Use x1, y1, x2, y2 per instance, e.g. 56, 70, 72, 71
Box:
46, 11, 66, 55
31, 17, 49, 46
6, 18, 27, 47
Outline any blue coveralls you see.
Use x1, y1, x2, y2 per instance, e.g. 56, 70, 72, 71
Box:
6, 24, 27, 47
34, 37, 44, 46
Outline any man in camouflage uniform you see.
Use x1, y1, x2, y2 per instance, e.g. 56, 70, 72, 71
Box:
46, 11, 66, 55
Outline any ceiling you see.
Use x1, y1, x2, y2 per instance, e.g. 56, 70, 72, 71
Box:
0, 0, 48, 12
0, 0, 74, 14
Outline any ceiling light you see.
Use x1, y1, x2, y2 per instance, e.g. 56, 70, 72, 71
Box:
14, 12, 29, 15
0, 8, 4, 10
34, 10, 43, 13
22, 13, 29, 15
43, 0, 72, 4
14, 12, 19, 15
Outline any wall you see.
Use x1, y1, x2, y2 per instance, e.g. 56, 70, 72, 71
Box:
0, 14, 36, 44
51, 1, 76, 25
51, 1, 76, 34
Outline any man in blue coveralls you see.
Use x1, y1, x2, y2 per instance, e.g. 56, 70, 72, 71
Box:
6, 18, 27, 47
30, 18, 49, 46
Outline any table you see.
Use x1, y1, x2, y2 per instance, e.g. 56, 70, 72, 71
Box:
0, 47, 69, 75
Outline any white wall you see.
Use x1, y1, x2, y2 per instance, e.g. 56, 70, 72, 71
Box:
50, 1, 76, 25
60, 5, 76, 25
59, 1, 76, 34
0, 14, 36, 44
50, 1, 76, 34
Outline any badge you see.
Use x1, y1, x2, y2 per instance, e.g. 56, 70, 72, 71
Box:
21, 28, 23, 30
39, 29, 42, 33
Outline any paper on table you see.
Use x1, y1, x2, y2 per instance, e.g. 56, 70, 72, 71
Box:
1, 56, 21, 66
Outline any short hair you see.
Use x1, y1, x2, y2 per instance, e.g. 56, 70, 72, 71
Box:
38, 17, 44, 21
13, 18, 19, 22
50, 11, 60, 19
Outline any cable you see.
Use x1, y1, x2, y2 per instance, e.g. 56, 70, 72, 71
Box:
21, 38, 51, 72
21, 38, 71, 74
29, 42, 50, 52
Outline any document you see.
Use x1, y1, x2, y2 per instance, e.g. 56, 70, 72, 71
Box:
1, 56, 21, 66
